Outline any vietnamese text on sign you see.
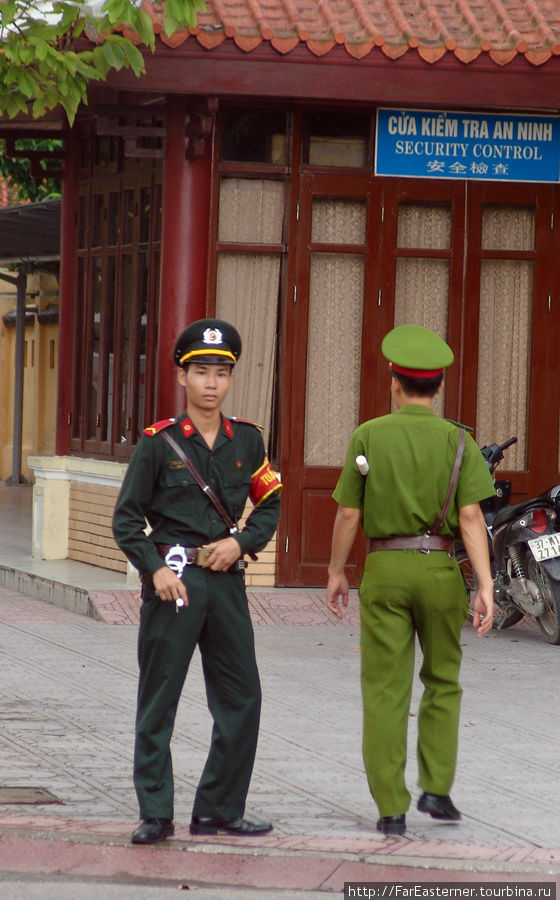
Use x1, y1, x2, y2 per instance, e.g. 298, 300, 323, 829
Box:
375, 110, 560, 183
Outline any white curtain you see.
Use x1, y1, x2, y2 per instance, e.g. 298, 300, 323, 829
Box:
476, 260, 532, 471
303, 196, 367, 466
394, 203, 451, 418
304, 253, 364, 466
217, 253, 280, 446
476, 205, 535, 471
216, 178, 285, 447
218, 178, 284, 244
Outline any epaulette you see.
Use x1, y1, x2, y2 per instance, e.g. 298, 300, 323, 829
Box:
143, 418, 177, 436
445, 418, 473, 432
230, 416, 263, 431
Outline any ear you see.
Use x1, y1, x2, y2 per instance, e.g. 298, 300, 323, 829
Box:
435, 377, 445, 396
176, 367, 187, 387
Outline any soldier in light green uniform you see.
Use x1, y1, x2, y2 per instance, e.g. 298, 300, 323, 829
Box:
326, 325, 495, 837
113, 319, 282, 845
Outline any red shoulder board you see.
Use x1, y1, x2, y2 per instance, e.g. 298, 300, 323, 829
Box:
143, 418, 176, 436
230, 416, 263, 430
250, 457, 282, 506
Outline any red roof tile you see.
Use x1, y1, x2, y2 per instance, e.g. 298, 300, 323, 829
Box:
138, 0, 560, 65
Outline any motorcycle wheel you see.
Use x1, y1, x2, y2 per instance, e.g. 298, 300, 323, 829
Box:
455, 549, 523, 630
526, 551, 560, 644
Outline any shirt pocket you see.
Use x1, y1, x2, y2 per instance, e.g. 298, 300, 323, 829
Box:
222, 471, 252, 519
162, 465, 199, 493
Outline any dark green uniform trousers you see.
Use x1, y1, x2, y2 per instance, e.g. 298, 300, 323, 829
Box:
359, 550, 468, 818
134, 565, 261, 821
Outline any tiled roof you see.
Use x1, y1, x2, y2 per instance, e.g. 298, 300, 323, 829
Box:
137, 0, 560, 65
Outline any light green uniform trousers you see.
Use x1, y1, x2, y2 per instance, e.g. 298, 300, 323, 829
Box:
359, 549, 468, 818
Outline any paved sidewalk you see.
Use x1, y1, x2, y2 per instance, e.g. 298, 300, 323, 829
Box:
0, 483, 559, 894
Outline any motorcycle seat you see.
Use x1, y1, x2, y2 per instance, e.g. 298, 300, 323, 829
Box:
492, 496, 553, 529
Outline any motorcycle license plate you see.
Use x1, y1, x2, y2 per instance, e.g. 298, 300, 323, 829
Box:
528, 532, 560, 561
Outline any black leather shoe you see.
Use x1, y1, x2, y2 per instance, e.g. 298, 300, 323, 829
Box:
376, 814, 406, 836
131, 818, 175, 844
190, 816, 272, 836
417, 792, 461, 820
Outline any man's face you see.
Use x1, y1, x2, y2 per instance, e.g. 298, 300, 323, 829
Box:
177, 363, 233, 412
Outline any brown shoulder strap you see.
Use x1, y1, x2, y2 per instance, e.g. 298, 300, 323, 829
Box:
160, 430, 238, 534
431, 428, 466, 535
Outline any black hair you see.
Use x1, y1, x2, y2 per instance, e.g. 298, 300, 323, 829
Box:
391, 368, 444, 398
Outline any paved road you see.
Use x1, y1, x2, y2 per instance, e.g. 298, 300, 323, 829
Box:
2, 585, 560, 846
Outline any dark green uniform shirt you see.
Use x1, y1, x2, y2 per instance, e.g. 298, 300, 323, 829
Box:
113, 412, 281, 576
333, 404, 495, 539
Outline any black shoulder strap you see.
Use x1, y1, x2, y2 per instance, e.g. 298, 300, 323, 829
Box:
431, 427, 466, 535
160, 430, 238, 534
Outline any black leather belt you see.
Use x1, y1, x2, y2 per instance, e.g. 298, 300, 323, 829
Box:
367, 535, 454, 555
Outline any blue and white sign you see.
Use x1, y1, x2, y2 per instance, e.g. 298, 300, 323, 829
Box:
375, 109, 560, 183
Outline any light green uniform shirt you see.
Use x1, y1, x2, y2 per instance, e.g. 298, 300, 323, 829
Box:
333, 405, 495, 539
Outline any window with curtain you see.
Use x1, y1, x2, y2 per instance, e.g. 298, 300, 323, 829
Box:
393, 203, 451, 418
303, 196, 366, 466
216, 178, 285, 450
476, 205, 536, 471
304, 252, 364, 466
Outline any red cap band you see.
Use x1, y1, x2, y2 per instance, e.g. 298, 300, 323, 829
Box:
391, 363, 444, 379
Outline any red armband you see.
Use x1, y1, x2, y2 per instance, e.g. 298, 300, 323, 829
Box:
250, 457, 282, 506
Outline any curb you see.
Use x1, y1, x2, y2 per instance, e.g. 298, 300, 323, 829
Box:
0, 818, 559, 891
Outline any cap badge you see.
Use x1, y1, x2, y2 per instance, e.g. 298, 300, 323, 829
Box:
203, 327, 223, 345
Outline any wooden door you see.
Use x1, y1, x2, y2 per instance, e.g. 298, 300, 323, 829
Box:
377, 180, 467, 421
277, 173, 380, 586
362, 179, 559, 500
277, 175, 560, 586
460, 182, 560, 500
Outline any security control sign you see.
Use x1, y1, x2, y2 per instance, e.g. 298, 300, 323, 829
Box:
375, 109, 560, 183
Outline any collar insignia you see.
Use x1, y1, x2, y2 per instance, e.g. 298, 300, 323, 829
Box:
181, 418, 195, 438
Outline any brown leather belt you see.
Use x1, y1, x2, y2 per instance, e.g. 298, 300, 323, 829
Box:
155, 543, 246, 573
367, 535, 454, 555
156, 543, 211, 567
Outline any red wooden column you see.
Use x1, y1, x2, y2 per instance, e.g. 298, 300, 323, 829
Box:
156, 95, 213, 417
55, 126, 77, 456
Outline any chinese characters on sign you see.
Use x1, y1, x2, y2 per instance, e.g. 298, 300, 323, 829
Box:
375, 109, 560, 182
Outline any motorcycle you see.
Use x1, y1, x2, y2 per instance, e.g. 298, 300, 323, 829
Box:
455, 436, 560, 644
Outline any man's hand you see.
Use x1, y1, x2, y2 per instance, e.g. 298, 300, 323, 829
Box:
152, 566, 189, 605
325, 505, 361, 620
202, 536, 242, 572
471, 584, 494, 636
458, 502, 494, 638
326, 572, 349, 620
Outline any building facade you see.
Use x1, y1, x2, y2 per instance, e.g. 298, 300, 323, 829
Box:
4, 1, 560, 586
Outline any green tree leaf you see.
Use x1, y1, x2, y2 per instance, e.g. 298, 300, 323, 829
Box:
0, 0, 206, 133
100, 38, 125, 70
134, 8, 156, 50
16, 70, 36, 98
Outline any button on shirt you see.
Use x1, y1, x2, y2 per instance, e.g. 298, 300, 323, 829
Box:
333, 405, 495, 539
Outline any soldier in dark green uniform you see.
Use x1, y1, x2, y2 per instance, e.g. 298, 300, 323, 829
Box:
113, 319, 282, 845
326, 324, 495, 837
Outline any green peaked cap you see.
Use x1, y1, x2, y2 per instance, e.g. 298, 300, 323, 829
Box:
382, 324, 454, 372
